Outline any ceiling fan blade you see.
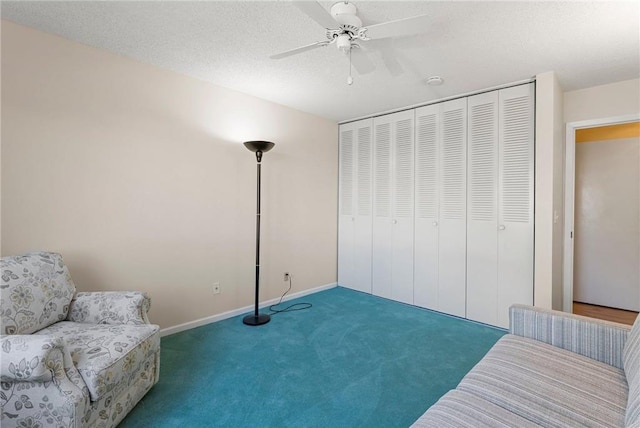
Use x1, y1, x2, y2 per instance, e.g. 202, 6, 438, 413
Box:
380, 48, 404, 77
363, 14, 431, 40
368, 39, 404, 77
292, 1, 339, 29
270, 41, 331, 59
350, 48, 375, 75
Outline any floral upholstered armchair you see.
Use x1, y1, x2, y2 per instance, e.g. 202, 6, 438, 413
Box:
0, 252, 160, 428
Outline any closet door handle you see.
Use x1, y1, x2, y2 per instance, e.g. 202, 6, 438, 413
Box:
432, 221, 438, 227
391, 219, 398, 224
499, 225, 506, 231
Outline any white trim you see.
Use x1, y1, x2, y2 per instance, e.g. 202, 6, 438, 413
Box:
562, 114, 640, 313
160, 282, 337, 337
562, 123, 576, 313
340, 78, 534, 124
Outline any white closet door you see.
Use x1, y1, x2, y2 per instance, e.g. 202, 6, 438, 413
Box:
438, 98, 468, 317
338, 119, 373, 294
466, 91, 499, 325
373, 119, 393, 299
338, 124, 356, 289
497, 83, 534, 328
373, 110, 414, 303
414, 104, 440, 310
392, 113, 415, 304
354, 120, 373, 293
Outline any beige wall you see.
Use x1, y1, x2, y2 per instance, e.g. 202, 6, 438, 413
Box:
1, 21, 338, 329
564, 78, 640, 123
534, 71, 565, 310
551, 74, 565, 311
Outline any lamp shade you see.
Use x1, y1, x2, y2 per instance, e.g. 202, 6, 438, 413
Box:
244, 141, 275, 153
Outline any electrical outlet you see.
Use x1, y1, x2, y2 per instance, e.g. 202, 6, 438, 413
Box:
284, 272, 290, 281
212, 282, 221, 294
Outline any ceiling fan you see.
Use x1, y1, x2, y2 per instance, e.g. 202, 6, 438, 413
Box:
270, 1, 431, 84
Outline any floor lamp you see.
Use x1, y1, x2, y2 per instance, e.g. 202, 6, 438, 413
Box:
243, 140, 275, 326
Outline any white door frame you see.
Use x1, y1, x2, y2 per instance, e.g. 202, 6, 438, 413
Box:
562, 113, 640, 313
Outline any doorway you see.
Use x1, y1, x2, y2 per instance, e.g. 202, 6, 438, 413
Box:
563, 115, 640, 322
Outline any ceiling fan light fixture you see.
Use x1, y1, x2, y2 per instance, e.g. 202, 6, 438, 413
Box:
426, 76, 444, 86
336, 34, 352, 53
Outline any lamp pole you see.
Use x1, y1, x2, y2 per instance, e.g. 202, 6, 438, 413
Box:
243, 141, 275, 326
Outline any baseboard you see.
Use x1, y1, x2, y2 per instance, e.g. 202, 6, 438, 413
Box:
160, 282, 337, 337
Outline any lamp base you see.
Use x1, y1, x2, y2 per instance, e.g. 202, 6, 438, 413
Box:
242, 313, 271, 326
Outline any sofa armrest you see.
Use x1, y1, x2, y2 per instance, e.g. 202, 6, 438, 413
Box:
67, 291, 151, 325
0, 335, 89, 423
509, 304, 631, 368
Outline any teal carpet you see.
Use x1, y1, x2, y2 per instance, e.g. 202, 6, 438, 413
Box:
120, 287, 505, 428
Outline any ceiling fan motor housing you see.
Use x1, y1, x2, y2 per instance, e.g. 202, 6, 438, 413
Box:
331, 2, 362, 28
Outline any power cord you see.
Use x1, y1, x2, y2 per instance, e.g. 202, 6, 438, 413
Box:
268, 275, 312, 314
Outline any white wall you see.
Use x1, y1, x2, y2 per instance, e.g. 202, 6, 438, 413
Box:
565, 79, 640, 123
535, 77, 640, 313
535, 71, 565, 310
0, 21, 339, 329
563, 78, 640, 313
574, 137, 639, 311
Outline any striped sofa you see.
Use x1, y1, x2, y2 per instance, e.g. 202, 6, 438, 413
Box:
413, 304, 640, 427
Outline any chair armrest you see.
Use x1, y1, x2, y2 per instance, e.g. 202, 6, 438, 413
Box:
1, 335, 58, 382
509, 304, 631, 368
67, 291, 151, 325
0, 335, 89, 422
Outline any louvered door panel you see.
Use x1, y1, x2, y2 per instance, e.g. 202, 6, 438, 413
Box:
340, 129, 354, 216
497, 83, 534, 328
374, 123, 392, 220
394, 118, 414, 218
354, 120, 373, 294
357, 125, 372, 217
338, 124, 356, 289
414, 104, 439, 310
372, 111, 414, 303
373, 118, 394, 299
438, 98, 467, 317
466, 91, 499, 325
392, 113, 415, 304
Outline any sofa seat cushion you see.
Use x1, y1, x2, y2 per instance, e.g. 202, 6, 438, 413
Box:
458, 334, 628, 428
37, 321, 160, 402
411, 389, 539, 428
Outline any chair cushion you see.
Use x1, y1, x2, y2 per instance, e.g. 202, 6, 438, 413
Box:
411, 389, 539, 428
458, 334, 628, 428
1, 252, 76, 334
624, 314, 640, 426
37, 321, 160, 402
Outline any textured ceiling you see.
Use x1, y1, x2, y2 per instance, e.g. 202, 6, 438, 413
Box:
2, 1, 639, 122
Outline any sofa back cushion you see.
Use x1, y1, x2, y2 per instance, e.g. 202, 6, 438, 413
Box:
624, 314, 640, 426
1, 251, 76, 334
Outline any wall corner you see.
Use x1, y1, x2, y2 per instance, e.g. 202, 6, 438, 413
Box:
534, 71, 565, 310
